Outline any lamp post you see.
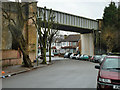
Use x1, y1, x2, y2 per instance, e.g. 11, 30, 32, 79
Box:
98, 30, 101, 54
92, 29, 96, 55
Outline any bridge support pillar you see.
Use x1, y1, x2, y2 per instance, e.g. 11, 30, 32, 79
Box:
81, 33, 94, 56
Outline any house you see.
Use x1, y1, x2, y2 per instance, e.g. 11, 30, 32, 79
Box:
51, 35, 64, 55
51, 34, 81, 55
60, 34, 81, 54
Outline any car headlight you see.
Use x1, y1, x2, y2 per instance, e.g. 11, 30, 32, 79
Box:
99, 78, 111, 83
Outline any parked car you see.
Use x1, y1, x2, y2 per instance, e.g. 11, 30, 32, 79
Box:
90, 56, 94, 62
64, 52, 72, 58
76, 54, 81, 60
38, 52, 54, 58
70, 53, 78, 59
79, 54, 89, 61
99, 55, 107, 64
93, 55, 102, 63
95, 56, 120, 89
53, 52, 58, 56
38, 52, 43, 59
46, 52, 54, 57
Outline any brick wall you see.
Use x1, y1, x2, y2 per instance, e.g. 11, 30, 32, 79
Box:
1, 50, 22, 67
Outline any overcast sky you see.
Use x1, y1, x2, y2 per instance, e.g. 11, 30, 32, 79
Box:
37, 0, 119, 20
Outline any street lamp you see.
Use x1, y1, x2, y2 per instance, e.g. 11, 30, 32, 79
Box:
92, 29, 96, 55
98, 30, 101, 54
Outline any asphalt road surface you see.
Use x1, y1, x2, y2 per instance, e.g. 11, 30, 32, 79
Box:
2, 59, 99, 88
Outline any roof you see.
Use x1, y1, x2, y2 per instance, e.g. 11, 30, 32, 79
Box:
0, 0, 10, 2
21, 0, 38, 2
51, 46, 56, 49
0, 0, 37, 2
52, 35, 64, 43
61, 46, 76, 49
61, 34, 80, 42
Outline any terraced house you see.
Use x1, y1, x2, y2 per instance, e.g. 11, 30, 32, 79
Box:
60, 34, 81, 54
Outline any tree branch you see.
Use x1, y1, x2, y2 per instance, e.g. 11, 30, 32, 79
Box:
2, 9, 16, 25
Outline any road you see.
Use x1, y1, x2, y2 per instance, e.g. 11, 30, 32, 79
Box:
2, 59, 99, 88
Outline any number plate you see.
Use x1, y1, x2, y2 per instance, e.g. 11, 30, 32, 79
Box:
113, 85, 120, 89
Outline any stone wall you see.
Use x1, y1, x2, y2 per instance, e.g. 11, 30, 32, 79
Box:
81, 33, 94, 56
27, 2, 37, 61
1, 2, 37, 65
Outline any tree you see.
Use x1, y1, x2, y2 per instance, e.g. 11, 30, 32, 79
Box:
34, 7, 57, 64
47, 10, 59, 62
117, 3, 120, 29
2, 2, 36, 67
101, 26, 117, 53
48, 29, 59, 62
103, 2, 118, 27
114, 3, 120, 52
101, 1, 120, 53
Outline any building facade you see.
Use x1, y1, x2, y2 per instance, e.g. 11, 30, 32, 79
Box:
51, 34, 81, 54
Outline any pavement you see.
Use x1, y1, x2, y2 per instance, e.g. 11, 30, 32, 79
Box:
1, 56, 65, 79
0, 60, 52, 79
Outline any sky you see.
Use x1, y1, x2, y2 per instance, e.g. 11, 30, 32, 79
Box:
37, 0, 119, 35
37, 0, 119, 20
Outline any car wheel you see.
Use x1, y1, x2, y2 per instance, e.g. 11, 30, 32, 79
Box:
97, 85, 100, 90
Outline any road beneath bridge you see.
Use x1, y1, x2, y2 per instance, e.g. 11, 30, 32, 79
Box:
3, 59, 98, 88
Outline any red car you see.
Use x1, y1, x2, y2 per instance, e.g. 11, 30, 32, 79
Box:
90, 56, 94, 62
95, 56, 120, 90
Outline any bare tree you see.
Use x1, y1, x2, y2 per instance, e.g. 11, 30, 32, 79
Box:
48, 29, 59, 62
33, 7, 58, 64
47, 10, 59, 62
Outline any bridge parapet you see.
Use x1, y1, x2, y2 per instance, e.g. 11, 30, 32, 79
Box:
38, 7, 99, 32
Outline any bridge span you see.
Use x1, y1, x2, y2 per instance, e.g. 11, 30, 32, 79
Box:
37, 7, 99, 34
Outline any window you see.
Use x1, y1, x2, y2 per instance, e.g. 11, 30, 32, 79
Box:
57, 43, 61, 46
52, 43, 55, 46
62, 42, 66, 46
102, 58, 120, 70
70, 42, 72, 46
72, 42, 76, 46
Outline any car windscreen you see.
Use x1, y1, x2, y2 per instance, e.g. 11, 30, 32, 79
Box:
65, 53, 69, 55
95, 56, 101, 59
84, 55, 88, 57
102, 58, 120, 70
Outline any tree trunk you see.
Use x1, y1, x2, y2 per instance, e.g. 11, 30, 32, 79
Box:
41, 46, 47, 64
49, 43, 51, 62
8, 25, 33, 67
19, 41, 33, 67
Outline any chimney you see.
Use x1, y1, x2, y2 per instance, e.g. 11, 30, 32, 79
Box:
64, 35, 67, 39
